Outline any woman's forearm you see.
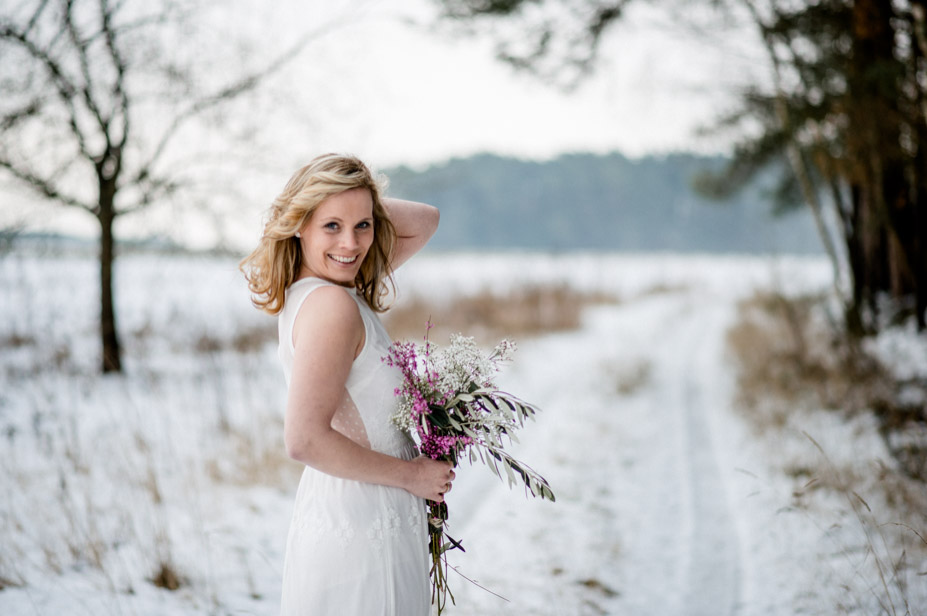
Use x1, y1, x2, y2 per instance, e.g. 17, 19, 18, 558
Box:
286, 424, 450, 502
287, 425, 410, 488
383, 198, 439, 269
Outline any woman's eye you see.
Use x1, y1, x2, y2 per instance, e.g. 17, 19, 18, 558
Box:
324, 222, 339, 231
356, 221, 372, 230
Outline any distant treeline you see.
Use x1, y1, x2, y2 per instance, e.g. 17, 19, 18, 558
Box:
385, 152, 823, 254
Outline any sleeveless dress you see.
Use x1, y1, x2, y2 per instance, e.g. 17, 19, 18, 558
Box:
277, 277, 430, 616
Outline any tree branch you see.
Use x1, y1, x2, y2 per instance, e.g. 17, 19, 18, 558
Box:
100, 0, 130, 150
444, 0, 628, 89
23, 0, 52, 38
0, 98, 42, 131
127, 21, 331, 188
0, 22, 96, 161
117, 174, 183, 216
743, 0, 844, 293
0, 156, 93, 212
64, 0, 111, 143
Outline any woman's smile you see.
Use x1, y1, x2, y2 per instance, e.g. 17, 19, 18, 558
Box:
297, 187, 375, 285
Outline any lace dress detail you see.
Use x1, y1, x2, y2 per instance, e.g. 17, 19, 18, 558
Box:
331, 391, 370, 449
277, 278, 429, 616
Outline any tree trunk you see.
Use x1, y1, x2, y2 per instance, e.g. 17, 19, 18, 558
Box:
99, 177, 122, 373
909, 1, 927, 330
844, 0, 926, 331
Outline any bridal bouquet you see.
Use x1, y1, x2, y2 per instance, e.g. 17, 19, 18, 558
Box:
384, 326, 556, 613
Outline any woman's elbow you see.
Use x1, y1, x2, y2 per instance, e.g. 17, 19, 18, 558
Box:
426, 204, 440, 235
284, 427, 320, 464
284, 436, 305, 463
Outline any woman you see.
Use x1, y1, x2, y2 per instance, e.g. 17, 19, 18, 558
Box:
240, 153, 453, 615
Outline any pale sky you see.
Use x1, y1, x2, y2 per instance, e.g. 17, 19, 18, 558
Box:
270, 0, 763, 168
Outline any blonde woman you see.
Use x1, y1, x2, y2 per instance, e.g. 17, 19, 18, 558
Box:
241, 154, 453, 615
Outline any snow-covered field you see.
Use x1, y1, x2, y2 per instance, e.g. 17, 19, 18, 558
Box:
1, 251, 924, 615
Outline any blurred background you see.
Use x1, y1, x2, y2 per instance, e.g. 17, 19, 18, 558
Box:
1, 0, 925, 614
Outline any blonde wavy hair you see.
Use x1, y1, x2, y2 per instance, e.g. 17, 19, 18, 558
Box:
239, 154, 396, 314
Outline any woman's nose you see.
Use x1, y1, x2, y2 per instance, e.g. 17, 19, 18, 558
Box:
340, 231, 359, 250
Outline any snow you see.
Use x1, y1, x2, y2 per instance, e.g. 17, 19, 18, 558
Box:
866, 319, 927, 383
1, 250, 924, 616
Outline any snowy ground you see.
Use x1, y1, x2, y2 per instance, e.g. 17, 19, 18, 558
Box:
1, 251, 924, 615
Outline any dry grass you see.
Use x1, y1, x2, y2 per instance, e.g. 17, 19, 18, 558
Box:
230, 321, 277, 353
190, 284, 608, 357
150, 561, 184, 591
796, 434, 927, 616
128, 315, 276, 357
0, 574, 22, 591
608, 359, 653, 396
204, 424, 301, 488
636, 282, 690, 298
384, 284, 617, 345
728, 290, 927, 480
193, 321, 276, 355
578, 577, 620, 597
0, 332, 35, 348
726, 291, 889, 429
727, 289, 927, 613
0, 547, 23, 590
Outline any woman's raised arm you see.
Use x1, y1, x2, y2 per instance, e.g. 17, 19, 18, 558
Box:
383, 198, 439, 270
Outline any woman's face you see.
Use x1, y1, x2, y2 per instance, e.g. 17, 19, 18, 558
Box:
297, 187, 375, 285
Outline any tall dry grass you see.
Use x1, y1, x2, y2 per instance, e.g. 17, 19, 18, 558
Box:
727, 289, 927, 613
384, 284, 617, 345
727, 291, 883, 426
804, 433, 927, 616
727, 290, 926, 479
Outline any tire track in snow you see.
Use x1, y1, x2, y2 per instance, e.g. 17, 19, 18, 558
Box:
668, 297, 743, 616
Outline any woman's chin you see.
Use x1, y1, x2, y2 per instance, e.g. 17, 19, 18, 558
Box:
303, 258, 363, 286
320, 269, 357, 286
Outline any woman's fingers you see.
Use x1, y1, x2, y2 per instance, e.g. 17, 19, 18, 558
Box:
442, 464, 454, 494
432, 461, 455, 501
409, 456, 457, 502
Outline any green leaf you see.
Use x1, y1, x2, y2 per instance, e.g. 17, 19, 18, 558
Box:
503, 459, 516, 486
427, 404, 453, 429
488, 455, 501, 478
450, 393, 475, 405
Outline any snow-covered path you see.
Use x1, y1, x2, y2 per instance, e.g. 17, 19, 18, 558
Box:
441, 287, 750, 615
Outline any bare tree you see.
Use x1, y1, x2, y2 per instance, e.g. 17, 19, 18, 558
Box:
0, 0, 321, 372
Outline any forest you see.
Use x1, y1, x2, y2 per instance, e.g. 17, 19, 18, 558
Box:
385, 151, 823, 253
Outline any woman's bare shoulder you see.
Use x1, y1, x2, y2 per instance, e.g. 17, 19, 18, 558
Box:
292, 284, 363, 347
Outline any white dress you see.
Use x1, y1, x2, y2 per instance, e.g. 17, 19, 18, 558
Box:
277, 277, 430, 616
